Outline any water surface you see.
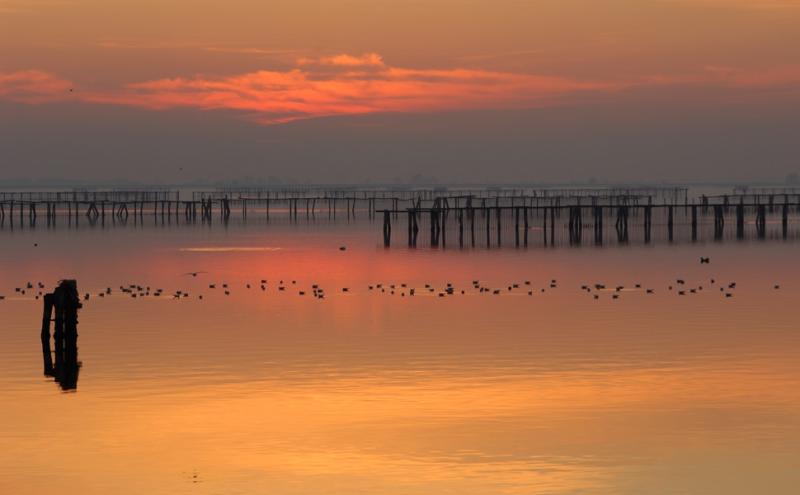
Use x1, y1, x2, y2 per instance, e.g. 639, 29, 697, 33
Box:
1, 218, 799, 494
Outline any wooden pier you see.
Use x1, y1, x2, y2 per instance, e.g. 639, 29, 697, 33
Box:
378, 195, 800, 248
0, 186, 690, 227
3, 187, 799, 249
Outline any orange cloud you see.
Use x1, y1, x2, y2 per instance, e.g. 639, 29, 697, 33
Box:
4, 56, 800, 125
0, 70, 73, 103
83, 56, 622, 124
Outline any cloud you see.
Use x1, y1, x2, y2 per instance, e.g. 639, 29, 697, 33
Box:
82, 56, 623, 124
3, 56, 800, 125
0, 70, 73, 103
314, 53, 386, 68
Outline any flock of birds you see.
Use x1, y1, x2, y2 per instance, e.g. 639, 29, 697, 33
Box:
0, 258, 783, 303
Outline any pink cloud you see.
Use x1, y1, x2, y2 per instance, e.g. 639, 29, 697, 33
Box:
0, 70, 73, 103
3, 56, 800, 125
83, 57, 624, 124
299, 53, 386, 68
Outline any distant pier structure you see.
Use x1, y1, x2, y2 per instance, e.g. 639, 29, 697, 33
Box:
1, 185, 799, 248
0, 190, 178, 227
375, 187, 800, 248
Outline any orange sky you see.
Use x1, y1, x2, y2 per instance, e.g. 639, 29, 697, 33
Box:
1, 0, 799, 122
1, 0, 799, 183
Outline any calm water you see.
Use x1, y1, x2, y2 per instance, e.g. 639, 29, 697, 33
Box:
1, 217, 799, 494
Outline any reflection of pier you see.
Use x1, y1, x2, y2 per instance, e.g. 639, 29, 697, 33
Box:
40, 280, 82, 392
379, 195, 800, 248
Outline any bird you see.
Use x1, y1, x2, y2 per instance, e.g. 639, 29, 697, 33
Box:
700, 257, 710, 264
339, 246, 347, 251
184, 271, 207, 277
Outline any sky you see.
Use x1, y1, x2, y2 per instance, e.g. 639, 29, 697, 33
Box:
0, 0, 799, 185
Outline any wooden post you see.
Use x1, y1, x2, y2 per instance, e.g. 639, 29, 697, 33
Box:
543, 206, 548, 245
470, 200, 475, 247
485, 205, 491, 248
756, 204, 766, 239
383, 209, 391, 247
523, 207, 529, 247
440, 208, 447, 248
736, 203, 744, 239
714, 205, 724, 240
496, 206, 502, 246
41, 293, 54, 375
668, 205, 674, 241
407, 210, 413, 246
458, 209, 464, 248
782, 203, 788, 239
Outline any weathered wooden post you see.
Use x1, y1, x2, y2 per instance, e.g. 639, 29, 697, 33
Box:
782, 203, 789, 239
496, 206, 502, 246
383, 209, 391, 247
440, 208, 447, 248
42, 280, 81, 391
407, 210, 413, 246
412, 209, 419, 246
523, 206, 529, 247
714, 205, 724, 240
668, 205, 674, 241
756, 204, 766, 239
470, 201, 476, 247
41, 293, 54, 375
458, 209, 464, 248
736, 203, 744, 239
